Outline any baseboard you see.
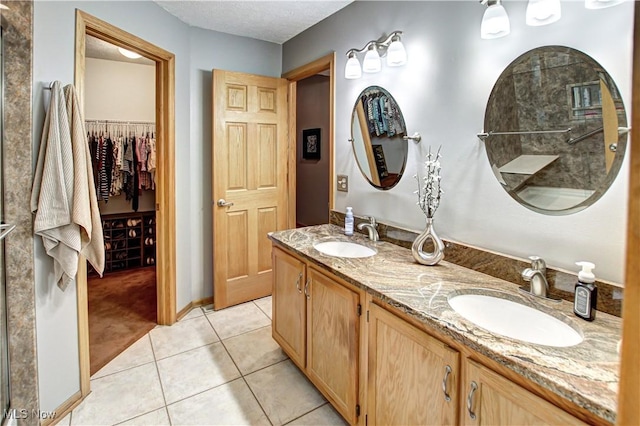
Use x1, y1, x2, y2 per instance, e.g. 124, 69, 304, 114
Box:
192, 296, 213, 308
176, 296, 213, 321
41, 390, 83, 426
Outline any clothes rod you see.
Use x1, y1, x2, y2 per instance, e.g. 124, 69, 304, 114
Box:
477, 128, 572, 141
85, 120, 156, 125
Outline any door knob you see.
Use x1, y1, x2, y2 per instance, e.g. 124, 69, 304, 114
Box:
217, 199, 234, 207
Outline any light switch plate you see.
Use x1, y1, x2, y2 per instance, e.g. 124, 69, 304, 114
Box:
337, 175, 348, 192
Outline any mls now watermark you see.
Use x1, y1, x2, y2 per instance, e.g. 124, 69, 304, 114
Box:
3, 409, 57, 420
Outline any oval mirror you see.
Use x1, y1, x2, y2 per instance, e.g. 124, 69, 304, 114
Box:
483, 46, 628, 215
350, 86, 408, 190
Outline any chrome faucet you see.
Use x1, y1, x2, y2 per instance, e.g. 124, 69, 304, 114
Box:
521, 256, 549, 298
357, 216, 379, 242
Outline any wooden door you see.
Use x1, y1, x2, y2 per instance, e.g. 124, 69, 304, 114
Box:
367, 302, 459, 426
306, 267, 360, 424
463, 359, 586, 426
212, 70, 288, 309
271, 247, 306, 368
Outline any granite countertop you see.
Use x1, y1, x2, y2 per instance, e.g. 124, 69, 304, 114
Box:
268, 224, 621, 424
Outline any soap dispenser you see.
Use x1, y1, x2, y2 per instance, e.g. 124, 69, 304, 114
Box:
344, 207, 354, 236
574, 261, 597, 321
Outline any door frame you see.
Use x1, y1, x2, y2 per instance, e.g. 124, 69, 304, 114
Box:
74, 10, 177, 397
282, 53, 336, 228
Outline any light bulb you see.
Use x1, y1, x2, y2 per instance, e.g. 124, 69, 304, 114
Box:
386, 38, 407, 66
362, 46, 381, 73
481, 2, 511, 39
344, 53, 362, 79
585, 0, 625, 8
118, 47, 142, 59
526, 0, 561, 26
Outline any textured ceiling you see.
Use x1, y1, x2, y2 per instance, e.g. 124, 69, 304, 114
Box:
154, 0, 353, 44
86, 35, 156, 65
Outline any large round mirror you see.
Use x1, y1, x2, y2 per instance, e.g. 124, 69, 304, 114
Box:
483, 46, 628, 215
350, 86, 407, 190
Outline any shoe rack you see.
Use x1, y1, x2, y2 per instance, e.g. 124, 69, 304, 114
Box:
89, 212, 156, 275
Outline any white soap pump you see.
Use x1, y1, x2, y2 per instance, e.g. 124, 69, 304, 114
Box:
344, 207, 354, 236
574, 261, 597, 321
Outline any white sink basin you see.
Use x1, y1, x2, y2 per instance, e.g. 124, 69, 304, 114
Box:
448, 293, 583, 347
313, 241, 376, 258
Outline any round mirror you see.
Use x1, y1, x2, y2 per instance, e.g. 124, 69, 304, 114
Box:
483, 46, 628, 215
350, 86, 408, 190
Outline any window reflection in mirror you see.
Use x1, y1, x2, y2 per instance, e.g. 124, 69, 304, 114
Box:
350, 86, 407, 190
484, 46, 628, 215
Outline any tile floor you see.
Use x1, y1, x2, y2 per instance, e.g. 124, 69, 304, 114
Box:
59, 296, 347, 426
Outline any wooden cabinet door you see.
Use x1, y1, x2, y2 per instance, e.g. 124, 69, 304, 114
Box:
463, 359, 586, 426
367, 302, 459, 426
272, 247, 306, 368
306, 267, 360, 425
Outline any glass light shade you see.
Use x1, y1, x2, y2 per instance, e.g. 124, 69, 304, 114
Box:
585, 0, 624, 8
386, 39, 407, 66
362, 47, 381, 73
118, 47, 142, 59
481, 3, 511, 39
526, 0, 561, 26
344, 55, 362, 79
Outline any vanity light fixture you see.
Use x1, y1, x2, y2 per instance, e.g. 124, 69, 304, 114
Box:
480, 0, 510, 39
118, 47, 142, 59
344, 31, 406, 80
526, 0, 562, 26
363, 45, 382, 73
585, 0, 625, 8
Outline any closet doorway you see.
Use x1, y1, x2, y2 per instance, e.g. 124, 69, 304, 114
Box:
74, 11, 176, 398
283, 54, 336, 227
84, 34, 158, 375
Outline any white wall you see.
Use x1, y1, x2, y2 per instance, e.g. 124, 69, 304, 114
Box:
283, 0, 633, 285
85, 57, 156, 214
188, 27, 282, 303
33, 0, 281, 413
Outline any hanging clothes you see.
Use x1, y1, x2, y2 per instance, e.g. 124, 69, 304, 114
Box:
359, 89, 406, 138
85, 121, 156, 211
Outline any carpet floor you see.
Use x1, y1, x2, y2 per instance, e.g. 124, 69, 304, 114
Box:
88, 266, 157, 375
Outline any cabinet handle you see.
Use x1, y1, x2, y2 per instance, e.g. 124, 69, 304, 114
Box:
442, 365, 452, 402
295, 272, 303, 294
304, 279, 310, 299
467, 381, 478, 420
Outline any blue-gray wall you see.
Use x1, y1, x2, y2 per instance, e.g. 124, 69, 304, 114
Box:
283, 0, 632, 285
33, 0, 281, 412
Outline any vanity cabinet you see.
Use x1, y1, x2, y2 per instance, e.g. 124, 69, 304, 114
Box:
462, 359, 586, 426
366, 302, 460, 425
272, 246, 362, 425
272, 243, 594, 426
272, 247, 306, 367
306, 267, 360, 424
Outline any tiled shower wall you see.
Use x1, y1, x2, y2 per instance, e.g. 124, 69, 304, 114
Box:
3, 0, 40, 422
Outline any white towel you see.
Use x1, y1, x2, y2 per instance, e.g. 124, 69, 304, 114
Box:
64, 84, 105, 277
31, 81, 81, 290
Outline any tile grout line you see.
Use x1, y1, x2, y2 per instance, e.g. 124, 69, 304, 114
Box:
149, 330, 172, 426
215, 319, 274, 426
282, 402, 331, 425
